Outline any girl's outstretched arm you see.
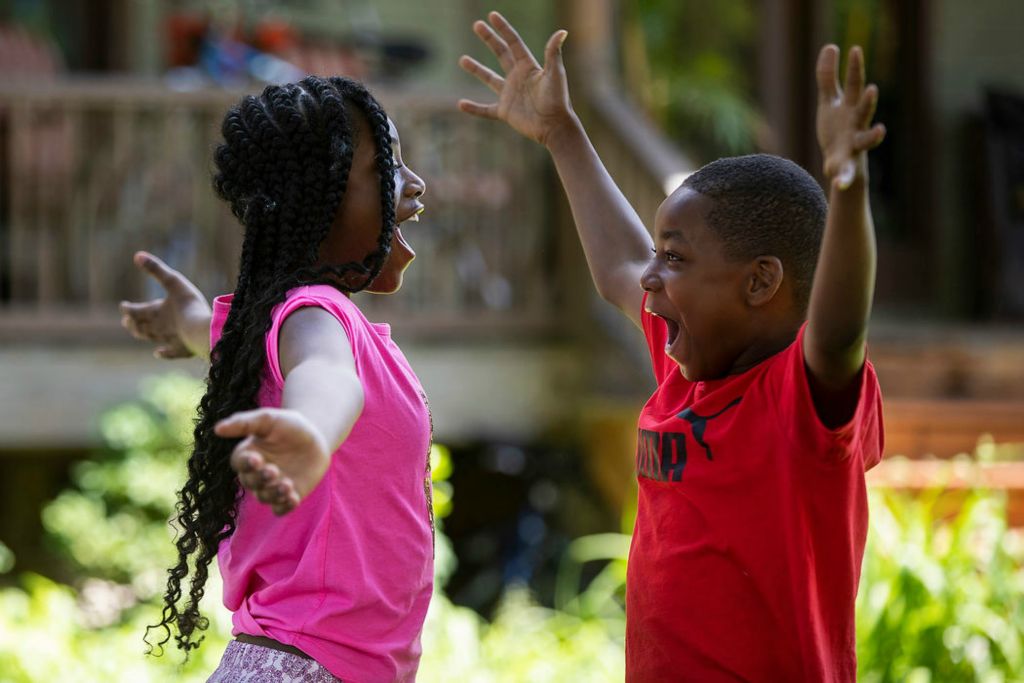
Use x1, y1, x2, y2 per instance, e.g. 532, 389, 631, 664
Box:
459, 11, 652, 328
804, 45, 887, 428
120, 251, 213, 360
215, 307, 364, 515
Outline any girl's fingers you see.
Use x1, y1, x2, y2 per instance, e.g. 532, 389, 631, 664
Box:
134, 251, 186, 293
230, 446, 265, 474
216, 410, 276, 439
843, 46, 865, 106
155, 342, 191, 359
815, 44, 841, 104
459, 55, 505, 94
542, 30, 568, 73
119, 299, 162, 318
488, 11, 538, 67
240, 469, 263, 491
473, 20, 515, 72
458, 99, 499, 120
262, 463, 281, 481
271, 480, 300, 515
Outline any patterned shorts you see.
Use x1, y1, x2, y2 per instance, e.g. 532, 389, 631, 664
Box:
207, 640, 343, 682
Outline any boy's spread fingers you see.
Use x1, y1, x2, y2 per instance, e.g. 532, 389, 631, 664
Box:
474, 20, 515, 71
844, 46, 865, 105
488, 11, 538, 66
458, 99, 498, 120
853, 124, 886, 152
857, 84, 879, 127
815, 44, 841, 104
459, 55, 505, 93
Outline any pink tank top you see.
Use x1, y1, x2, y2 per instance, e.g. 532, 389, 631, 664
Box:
211, 285, 434, 682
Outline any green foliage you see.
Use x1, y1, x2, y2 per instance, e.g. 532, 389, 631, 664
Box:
419, 589, 624, 682
0, 572, 230, 682
622, 0, 762, 160
857, 486, 1024, 682
41, 373, 202, 590
0, 373, 232, 682
3, 373, 1022, 681
0, 373, 624, 681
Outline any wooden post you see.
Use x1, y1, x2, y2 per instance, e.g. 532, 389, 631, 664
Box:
757, 0, 832, 176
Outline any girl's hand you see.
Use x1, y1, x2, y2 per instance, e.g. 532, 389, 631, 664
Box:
120, 251, 212, 360
215, 408, 331, 516
815, 45, 886, 190
458, 11, 575, 147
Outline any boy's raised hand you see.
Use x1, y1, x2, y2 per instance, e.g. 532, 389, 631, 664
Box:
815, 45, 886, 190
120, 251, 212, 360
215, 408, 331, 516
458, 11, 574, 146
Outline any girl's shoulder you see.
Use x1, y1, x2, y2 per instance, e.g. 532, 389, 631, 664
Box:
270, 284, 370, 330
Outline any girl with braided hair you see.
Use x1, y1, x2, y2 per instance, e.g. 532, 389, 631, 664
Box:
120, 75, 430, 682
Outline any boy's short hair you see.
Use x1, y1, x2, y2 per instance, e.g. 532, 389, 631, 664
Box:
682, 154, 826, 311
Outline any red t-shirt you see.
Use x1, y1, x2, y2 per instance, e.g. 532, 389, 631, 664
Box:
626, 296, 883, 682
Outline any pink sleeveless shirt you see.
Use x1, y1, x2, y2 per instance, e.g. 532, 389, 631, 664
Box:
211, 285, 435, 682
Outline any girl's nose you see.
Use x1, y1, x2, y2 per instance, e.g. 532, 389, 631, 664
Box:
404, 168, 426, 198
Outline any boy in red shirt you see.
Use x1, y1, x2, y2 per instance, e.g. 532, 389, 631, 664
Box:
460, 12, 886, 682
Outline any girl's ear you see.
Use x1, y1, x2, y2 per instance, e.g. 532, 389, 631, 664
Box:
746, 256, 784, 307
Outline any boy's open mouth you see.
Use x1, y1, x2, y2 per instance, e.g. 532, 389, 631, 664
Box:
650, 311, 680, 346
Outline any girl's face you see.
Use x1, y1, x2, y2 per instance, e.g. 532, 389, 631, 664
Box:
319, 115, 426, 294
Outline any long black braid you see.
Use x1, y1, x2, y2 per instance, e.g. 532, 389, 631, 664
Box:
145, 76, 398, 655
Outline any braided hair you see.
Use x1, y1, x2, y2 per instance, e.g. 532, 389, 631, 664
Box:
145, 76, 397, 655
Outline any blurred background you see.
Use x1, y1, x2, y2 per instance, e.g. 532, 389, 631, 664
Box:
0, 0, 1022, 680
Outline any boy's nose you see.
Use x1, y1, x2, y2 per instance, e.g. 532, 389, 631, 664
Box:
640, 262, 661, 292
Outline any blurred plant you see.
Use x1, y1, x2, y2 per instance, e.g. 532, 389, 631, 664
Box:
0, 373, 230, 682
41, 373, 203, 595
0, 539, 15, 575
622, 0, 763, 161
857, 485, 1024, 682
0, 373, 625, 681
419, 587, 624, 682
9, 373, 1020, 681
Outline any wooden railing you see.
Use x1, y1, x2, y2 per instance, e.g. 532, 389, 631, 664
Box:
580, 80, 695, 237
0, 79, 556, 342
569, 79, 696, 375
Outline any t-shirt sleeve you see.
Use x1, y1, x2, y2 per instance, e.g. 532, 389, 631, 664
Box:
769, 322, 884, 471
640, 292, 677, 384
264, 285, 360, 389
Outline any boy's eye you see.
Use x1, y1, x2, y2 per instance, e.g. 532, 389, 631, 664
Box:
652, 247, 682, 263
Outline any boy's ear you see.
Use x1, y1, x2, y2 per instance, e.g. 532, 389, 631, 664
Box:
746, 256, 784, 307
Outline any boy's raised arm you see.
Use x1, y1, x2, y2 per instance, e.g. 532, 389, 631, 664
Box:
458, 11, 652, 328
804, 45, 887, 427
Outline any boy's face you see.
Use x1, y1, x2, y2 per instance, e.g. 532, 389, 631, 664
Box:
641, 188, 752, 381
